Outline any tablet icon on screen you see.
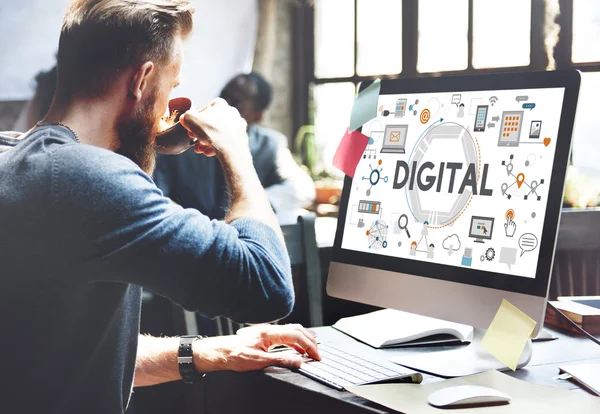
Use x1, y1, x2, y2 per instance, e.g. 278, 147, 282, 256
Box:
529, 121, 542, 138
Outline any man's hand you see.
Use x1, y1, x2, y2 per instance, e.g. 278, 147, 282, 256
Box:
180, 98, 249, 158
193, 324, 321, 373
180, 97, 283, 236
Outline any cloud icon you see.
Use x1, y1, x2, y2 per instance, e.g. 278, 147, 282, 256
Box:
442, 234, 461, 255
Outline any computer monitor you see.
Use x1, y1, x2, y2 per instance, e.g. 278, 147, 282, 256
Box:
468, 216, 494, 243
328, 71, 580, 344
381, 124, 408, 154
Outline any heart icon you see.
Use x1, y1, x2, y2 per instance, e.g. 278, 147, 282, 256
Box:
543, 137, 551, 147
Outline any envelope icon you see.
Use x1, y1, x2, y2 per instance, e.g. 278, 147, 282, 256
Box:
389, 131, 401, 142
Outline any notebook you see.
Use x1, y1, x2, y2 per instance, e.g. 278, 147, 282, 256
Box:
559, 363, 600, 396
332, 308, 473, 349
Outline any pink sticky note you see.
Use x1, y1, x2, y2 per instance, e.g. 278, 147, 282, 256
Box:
333, 128, 370, 178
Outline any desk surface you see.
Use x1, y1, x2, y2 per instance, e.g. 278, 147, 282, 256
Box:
205, 326, 600, 414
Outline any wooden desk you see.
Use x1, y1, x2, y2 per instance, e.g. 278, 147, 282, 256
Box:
203, 326, 600, 414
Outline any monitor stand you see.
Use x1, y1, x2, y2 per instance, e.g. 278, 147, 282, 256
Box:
474, 238, 484, 243
390, 328, 532, 378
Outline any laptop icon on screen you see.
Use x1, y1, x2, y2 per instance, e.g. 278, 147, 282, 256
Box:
381, 124, 408, 154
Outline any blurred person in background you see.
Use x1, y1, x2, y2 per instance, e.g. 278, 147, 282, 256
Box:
154, 72, 315, 224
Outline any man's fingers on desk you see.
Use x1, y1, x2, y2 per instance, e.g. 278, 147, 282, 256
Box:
276, 330, 321, 361
257, 349, 303, 370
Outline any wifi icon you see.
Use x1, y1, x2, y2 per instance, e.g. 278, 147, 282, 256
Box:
489, 96, 498, 106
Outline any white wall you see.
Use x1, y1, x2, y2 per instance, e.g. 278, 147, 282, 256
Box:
0, 0, 257, 104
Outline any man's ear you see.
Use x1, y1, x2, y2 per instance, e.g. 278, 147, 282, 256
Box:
129, 62, 154, 102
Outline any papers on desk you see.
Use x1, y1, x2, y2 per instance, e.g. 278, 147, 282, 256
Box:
347, 370, 600, 413
333, 308, 472, 348
560, 363, 600, 396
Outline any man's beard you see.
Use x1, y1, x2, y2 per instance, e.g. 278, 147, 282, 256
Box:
116, 90, 159, 175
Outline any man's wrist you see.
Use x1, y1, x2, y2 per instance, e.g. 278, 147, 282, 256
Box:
218, 150, 262, 197
191, 336, 220, 373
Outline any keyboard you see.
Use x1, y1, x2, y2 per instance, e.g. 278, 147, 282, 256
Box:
298, 342, 423, 391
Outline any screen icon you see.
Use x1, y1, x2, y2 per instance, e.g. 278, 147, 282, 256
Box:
498, 111, 524, 147
469, 216, 495, 243
529, 120, 542, 138
381, 125, 408, 154
474, 105, 489, 132
395, 98, 407, 118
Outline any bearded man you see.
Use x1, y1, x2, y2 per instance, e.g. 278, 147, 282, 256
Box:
0, 1, 318, 413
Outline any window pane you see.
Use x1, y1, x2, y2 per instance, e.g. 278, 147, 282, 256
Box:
572, 0, 600, 63
418, 0, 468, 73
314, 0, 355, 78
472, 0, 531, 69
357, 0, 402, 76
571, 72, 600, 171
312, 82, 356, 175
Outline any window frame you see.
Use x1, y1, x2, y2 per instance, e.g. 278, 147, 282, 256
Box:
291, 0, 600, 162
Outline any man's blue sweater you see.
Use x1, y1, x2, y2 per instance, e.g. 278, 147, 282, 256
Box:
0, 125, 293, 413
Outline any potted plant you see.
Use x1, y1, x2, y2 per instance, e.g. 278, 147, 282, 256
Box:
294, 125, 343, 205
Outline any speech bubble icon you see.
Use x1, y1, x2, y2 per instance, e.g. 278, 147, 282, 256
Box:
522, 103, 536, 110
519, 233, 539, 257
516, 95, 529, 103
499, 247, 518, 271
452, 94, 461, 105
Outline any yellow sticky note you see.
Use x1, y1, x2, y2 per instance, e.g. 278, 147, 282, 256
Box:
480, 299, 537, 371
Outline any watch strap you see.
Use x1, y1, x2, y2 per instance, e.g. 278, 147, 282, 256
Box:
178, 335, 206, 384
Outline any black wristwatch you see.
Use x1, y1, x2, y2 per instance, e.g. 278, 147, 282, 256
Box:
178, 335, 206, 384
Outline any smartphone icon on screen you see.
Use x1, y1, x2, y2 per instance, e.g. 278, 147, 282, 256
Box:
474, 105, 489, 132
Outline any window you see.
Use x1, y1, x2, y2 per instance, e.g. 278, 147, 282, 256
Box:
357, 0, 402, 76
472, 0, 531, 69
314, 0, 354, 78
418, 0, 468, 73
311, 82, 356, 172
571, 72, 600, 170
570, 0, 600, 178
572, 0, 600, 63
299, 0, 600, 182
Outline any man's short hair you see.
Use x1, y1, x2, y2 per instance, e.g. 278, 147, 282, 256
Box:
223, 72, 273, 113
57, 0, 194, 98
245, 72, 272, 113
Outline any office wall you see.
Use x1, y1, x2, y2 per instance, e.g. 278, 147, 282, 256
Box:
0, 0, 257, 106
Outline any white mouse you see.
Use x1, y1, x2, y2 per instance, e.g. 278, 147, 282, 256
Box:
428, 385, 511, 408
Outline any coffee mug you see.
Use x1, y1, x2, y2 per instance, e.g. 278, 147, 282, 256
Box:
155, 97, 197, 155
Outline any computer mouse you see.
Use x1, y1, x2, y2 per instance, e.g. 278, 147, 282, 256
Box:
428, 385, 511, 408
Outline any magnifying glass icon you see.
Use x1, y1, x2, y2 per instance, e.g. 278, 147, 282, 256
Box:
398, 214, 411, 238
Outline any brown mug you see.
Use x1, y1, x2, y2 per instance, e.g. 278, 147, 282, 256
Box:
155, 97, 197, 155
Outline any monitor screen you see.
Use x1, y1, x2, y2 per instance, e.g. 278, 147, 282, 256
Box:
341, 86, 565, 280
